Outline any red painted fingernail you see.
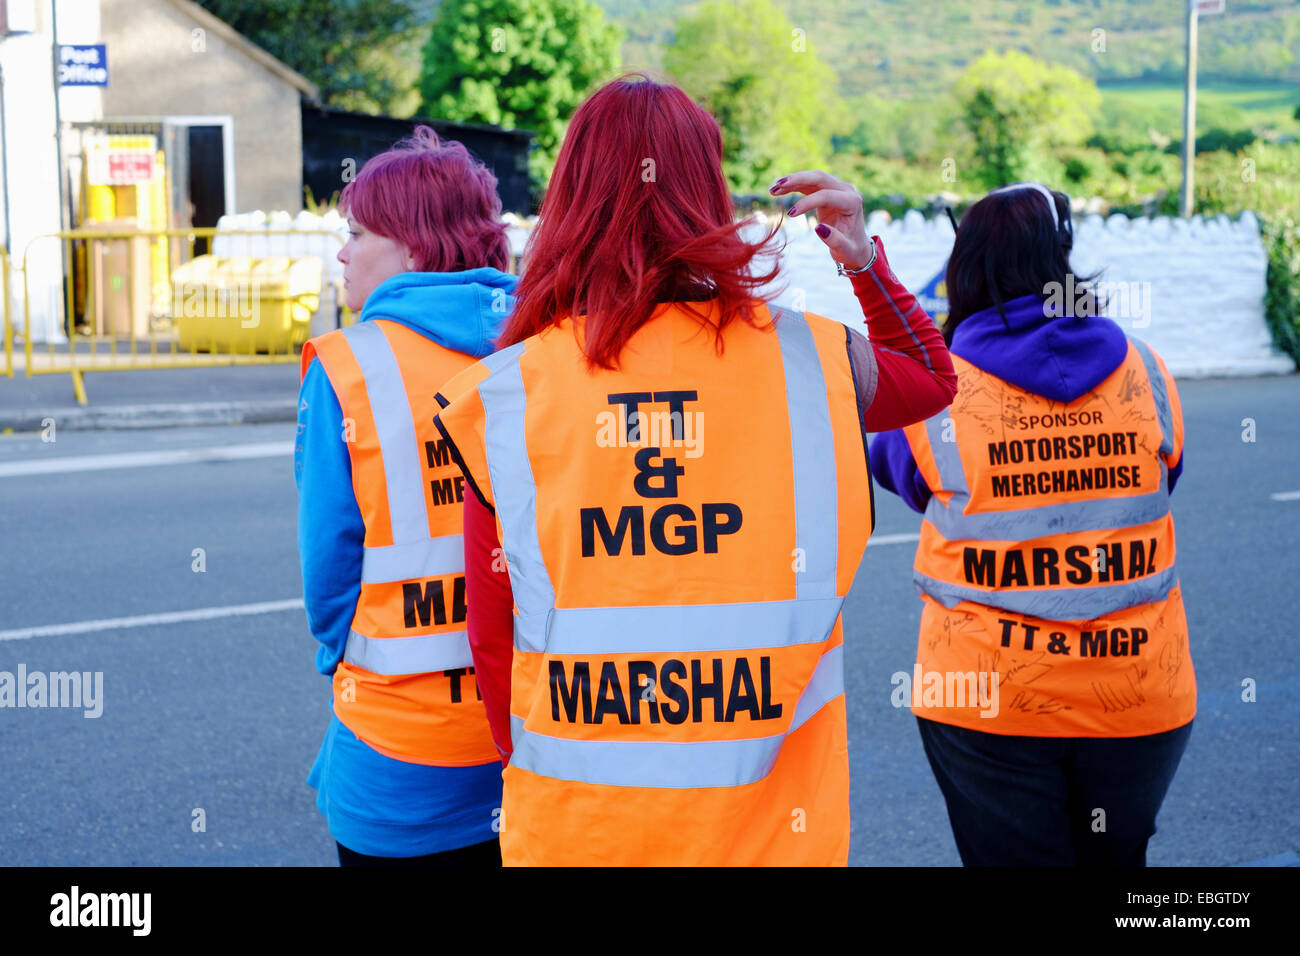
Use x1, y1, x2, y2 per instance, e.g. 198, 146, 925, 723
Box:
816, 224, 830, 239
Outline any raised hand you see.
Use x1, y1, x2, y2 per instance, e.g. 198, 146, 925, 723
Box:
769, 170, 874, 272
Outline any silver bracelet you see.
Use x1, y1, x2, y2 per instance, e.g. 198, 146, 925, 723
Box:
835, 238, 877, 277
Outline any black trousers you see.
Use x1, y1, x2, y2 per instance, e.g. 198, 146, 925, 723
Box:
336, 836, 502, 868
916, 716, 1192, 866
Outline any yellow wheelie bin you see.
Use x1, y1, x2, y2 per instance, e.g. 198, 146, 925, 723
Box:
172, 255, 322, 353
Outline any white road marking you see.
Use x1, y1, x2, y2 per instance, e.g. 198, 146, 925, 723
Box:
0, 599, 305, 642
1270, 490, 1300, 501
0, 441, 293, 478
2, 537, 921, 639
867, 532, 921, 546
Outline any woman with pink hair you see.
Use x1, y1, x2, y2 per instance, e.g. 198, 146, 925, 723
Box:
295, 126, 514, 867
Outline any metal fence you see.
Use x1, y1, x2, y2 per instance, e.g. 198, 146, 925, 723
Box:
2, 248, 12, 381
10, 227, 352, 404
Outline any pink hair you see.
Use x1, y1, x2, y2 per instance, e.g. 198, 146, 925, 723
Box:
339, 125, 510, 273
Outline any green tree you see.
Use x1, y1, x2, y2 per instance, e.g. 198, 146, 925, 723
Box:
195, 1, 424, 116
419, 0, 623, 188
663, 0, 843, 192
953, 50, 1101, 188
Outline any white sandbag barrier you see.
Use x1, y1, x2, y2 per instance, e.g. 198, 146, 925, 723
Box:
213, 210, 534, 337
756, 209, 1294, 378
214, 208, 1293, 377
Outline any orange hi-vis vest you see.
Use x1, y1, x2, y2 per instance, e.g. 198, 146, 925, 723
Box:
301, 319, 499, 766
901, 336, 1195, 737
434, 302, 875, 865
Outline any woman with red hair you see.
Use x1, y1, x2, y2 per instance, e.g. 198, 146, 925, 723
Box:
295, 126, 515, 866
434, 74, 957, 865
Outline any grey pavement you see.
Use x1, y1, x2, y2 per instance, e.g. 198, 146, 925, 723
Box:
0, 376, 1297, 866
0, 363, 301, 431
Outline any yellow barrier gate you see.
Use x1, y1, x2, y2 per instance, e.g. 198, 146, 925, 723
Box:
2, 248, 12, 380
16, 227, 352, 405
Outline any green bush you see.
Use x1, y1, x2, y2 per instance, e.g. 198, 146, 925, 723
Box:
1262, 216, 1300, 362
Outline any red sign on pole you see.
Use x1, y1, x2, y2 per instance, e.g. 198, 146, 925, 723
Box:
106, 152, 154, 183
86, 134, 159, 185
1195, 0, 1225, 15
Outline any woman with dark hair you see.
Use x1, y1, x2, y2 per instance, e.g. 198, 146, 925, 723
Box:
295, 126, 514, 866
872, 182, 1196, 866
432, 74, 957, 865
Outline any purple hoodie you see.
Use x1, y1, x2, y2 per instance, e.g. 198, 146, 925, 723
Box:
870, 293, 1184, 512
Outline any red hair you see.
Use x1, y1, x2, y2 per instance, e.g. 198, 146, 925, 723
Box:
339, 125, 510, 273
501, 74, 784, 368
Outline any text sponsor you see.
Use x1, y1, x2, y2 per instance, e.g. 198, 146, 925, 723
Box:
1015, 411, 1105, 429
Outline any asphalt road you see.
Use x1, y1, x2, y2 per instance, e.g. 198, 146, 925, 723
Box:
0, 375, 1296, 866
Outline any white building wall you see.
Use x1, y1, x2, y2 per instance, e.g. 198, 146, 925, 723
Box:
1, 0, 101, 343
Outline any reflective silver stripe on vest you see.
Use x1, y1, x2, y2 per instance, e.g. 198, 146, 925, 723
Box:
481, 340, 527, 374
477, 343, 556, 621
922, 352, 1173, 541
360, 536, 465, 584
914, 345, 1177, 618
337, 322, 471, 675
772, 306, 839, 599
342, 323, 428, 546
1129, 337, 1174, 456
914, 565, 1178, 619
788, 641, 845, 732
508, 644, 844, 789
924, 410, 969, 501
343, 628, 473, 675
538, 596, 846, 656
924, 488, 1171, 541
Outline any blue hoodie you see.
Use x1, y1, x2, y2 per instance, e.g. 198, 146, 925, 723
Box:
870, 293, 1183, 513
294, 269, 516, 858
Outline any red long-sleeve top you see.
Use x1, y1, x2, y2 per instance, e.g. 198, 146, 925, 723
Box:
463, 236, 957, 761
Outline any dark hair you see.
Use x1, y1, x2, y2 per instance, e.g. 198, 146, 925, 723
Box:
943, 184, 1095, 345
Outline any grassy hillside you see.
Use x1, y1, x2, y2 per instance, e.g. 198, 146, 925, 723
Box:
600, 0, 1300, 99
1100, 79, 1300, 140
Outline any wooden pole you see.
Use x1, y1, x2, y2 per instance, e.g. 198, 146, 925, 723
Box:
1180, 0, 1199, 218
